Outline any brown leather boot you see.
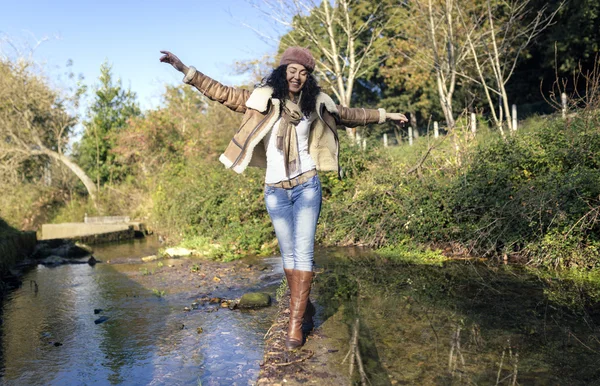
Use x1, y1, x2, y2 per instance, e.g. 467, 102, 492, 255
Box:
284, 268, 315, 331
286, 269, 313, 350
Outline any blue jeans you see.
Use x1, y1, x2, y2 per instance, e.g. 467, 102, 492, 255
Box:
264, 175, 322, 272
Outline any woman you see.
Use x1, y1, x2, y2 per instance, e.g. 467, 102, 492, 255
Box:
160, 47, 407, 350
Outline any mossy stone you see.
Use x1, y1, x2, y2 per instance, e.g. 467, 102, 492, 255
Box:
238, 292, 271, 308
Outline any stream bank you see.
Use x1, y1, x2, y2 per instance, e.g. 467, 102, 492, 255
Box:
0, 230, 37, 290
258, 248, 600, 385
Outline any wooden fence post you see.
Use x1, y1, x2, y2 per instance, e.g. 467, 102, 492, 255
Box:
561, 93, 568, 118
410, 114, 418, 138
434, 121, 439, 138
408, 127, 414, 145
470, 113, 476, 134
383, 133, 388, 147
512, 104, 517, 131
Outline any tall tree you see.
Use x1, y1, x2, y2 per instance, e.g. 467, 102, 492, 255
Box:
385, 0, 559, 134
75, 61, 140, 187
384, 0, 481, 131
112, 84, 241, 176
0, 58, 97, 201
251, 0, 393, 136
458, 0, 560, 134
378, 0, 441, 129
509, 0, 599, 111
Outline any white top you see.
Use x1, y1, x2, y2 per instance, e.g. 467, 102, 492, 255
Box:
264, 113, 317, 183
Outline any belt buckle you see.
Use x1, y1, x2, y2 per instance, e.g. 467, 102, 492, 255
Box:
270, 170, 316, 190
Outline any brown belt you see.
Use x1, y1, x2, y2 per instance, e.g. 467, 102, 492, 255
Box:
266, 169, 317, 189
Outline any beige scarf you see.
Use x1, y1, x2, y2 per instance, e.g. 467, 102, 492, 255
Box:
276, 98, 304, 178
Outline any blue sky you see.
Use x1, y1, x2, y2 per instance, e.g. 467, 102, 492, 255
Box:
0, 1, 279, 111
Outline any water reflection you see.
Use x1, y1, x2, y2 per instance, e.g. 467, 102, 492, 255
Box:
0, 239, 278, 385
314, 248, 600, 385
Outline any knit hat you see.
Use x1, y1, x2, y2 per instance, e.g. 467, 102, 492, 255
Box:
279, 46, 315, 72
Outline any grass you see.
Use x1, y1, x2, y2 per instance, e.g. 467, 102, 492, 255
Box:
140, 267, 154, 276
376, 243, 448, 266
152, 289, 166, 297
275, 278, 288, 302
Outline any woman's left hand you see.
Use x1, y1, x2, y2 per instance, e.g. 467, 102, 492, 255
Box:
386, 112, 409, 123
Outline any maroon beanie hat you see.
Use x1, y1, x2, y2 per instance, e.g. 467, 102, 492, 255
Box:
279, 46, 315, 72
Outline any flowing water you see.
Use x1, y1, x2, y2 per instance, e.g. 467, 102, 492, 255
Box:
0, 238, 280, 386
2, 241, 600, 385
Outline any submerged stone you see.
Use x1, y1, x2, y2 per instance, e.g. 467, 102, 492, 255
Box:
164, 247, 194, 258
34, 240, 93, 260
94, 316, 109, 325
41, 255, 67, 266
237, 292, 271, 309
75, 242, 93, 255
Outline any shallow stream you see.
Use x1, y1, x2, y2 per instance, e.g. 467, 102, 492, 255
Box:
1, 241, 599, 385
314, 248, 600, 385
0, 238, 279, 386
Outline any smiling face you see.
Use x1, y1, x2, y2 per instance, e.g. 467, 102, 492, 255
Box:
286, 63, 308, 98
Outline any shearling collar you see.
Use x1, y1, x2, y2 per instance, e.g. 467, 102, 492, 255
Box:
245, 86, 338, 115
245, 87, 274, 112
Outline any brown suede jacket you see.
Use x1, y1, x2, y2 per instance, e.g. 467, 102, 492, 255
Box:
183, 67, 386, 177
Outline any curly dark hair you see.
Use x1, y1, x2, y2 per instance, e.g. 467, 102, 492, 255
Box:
259, 65, 321, 117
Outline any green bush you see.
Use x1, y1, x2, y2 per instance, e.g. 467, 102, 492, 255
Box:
316, 110, 600, 268
152, 159, 275, 260
451, 111, 600, 266
318, 135, 457, 247
51, 180, 151, 224
42, 108, 598, 269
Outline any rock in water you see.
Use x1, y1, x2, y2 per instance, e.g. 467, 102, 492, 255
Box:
41, 255, 67, 266
237, 292, 271, 309
75, 242, 94, 255
94, 316, 109, 325
164, 247, 194, 258
141, 255, 159, 262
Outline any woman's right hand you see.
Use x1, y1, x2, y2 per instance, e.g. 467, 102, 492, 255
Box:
159, 50, 189, 74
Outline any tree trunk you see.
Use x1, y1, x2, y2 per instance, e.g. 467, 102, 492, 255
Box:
37, 147, 98, 202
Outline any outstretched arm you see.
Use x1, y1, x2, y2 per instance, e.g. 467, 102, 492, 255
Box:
336, 106, 408, 127
160, 51, 250, 113
385, 112, 409, 124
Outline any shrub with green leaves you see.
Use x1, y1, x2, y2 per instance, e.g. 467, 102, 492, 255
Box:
153, 159, 275, 260
150, 109, 600, 269
452, 112, 600, 267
